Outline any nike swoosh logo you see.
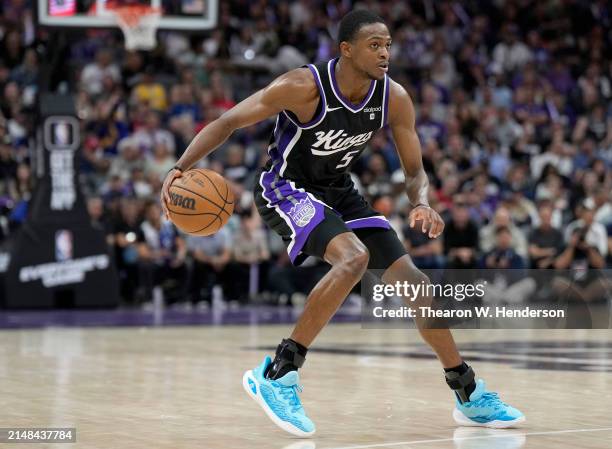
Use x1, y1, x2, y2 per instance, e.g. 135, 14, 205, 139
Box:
327, 106, 343, 111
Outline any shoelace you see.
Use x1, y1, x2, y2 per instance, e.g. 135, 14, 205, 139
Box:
469, 392, 506, 410
277, 383, 304, 413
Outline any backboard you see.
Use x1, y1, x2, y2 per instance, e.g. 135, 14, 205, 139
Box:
37, 0, 217, 31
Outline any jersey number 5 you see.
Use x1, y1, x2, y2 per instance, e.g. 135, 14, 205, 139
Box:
336, 150, 360, 169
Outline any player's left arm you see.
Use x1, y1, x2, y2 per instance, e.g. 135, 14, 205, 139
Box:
388, 80, 444, 239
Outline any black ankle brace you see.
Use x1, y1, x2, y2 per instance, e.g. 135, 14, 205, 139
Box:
444, 365, 476, 403
265, 338, 308, 380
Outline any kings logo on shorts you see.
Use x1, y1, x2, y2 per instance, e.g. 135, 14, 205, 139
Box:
288, 198, 316, 227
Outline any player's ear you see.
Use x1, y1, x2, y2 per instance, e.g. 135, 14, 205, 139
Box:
339, 41, 352, 59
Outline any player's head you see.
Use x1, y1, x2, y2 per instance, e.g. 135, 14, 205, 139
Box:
338, 10, 390, 80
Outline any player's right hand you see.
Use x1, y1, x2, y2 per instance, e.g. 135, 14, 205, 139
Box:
161, 168, 183, 219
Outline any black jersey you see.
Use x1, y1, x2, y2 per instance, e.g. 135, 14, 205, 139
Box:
263, 57, 390, 187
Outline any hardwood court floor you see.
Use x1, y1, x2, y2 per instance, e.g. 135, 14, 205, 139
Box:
1, 324, 611, 449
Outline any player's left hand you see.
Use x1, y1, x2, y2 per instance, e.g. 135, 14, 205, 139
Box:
408, 204, 444, 239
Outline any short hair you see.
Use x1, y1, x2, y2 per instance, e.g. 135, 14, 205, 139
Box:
337, 10, 386, 44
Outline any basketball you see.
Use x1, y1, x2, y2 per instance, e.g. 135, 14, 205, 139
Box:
167, 169, 234, 236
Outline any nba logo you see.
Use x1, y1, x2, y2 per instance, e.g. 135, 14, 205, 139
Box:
55, 230, 73, 261
369, 113, 375, 120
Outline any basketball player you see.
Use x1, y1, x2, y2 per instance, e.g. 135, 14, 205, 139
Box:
162, 10, 524, 436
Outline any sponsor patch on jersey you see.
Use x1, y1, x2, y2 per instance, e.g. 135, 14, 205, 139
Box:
364, 106, 382, 113
288, 198, 316, 227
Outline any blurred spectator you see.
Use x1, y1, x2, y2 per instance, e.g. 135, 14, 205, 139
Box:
223, 144, 249, 184
546, 60, 575, 96
132, 110, 175, 155
0, 142, 17, 181
186, 228, 231, 307
572, 103, 612, 144
87, 196, 110, 235
226, 211, 270, 303
110, 137, 145, 182
145, 136, 177, 183
435, 173, 460, 213
479, 226, 536, 305
444, 197, 479, 269
502, 189, 538, 229
137, 201, 187, 304
11, 48, 38, 90
593, 187, 612, 227
113, 198, 143, 302
480, 206, 528, 258
0, 29, 25, 70
494, 107, 523, 149
556, 199, 607, 271
481, 226, 525, 270
121, 50, 145, 90
553, 198, 608, 303
416, 103, 445, 145
80, 48, 121, 96
492, 24, 532, 73
403, 222, 444, 270
168, 84, 200, 123
362, 153, 391, 197
132, 66, 167, 111
528, 201, 564, 269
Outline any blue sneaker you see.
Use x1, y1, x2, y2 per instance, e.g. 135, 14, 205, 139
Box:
453, 379, 525, 428
242, 357, 315, 437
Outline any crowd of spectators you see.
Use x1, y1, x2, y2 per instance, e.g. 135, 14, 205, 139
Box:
0, 0, 611, 306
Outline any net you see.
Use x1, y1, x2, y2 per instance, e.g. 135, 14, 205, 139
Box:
109, 5, 161, 50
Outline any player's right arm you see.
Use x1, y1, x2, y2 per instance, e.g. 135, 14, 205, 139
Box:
161, 68, 317, 217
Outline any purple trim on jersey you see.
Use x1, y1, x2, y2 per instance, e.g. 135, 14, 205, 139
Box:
267, 113, 299, 181
330, 58, 376, 112
267, 115, 282, 161
260, 170, 326, 265
282, 65, 326, 128
281, 64, 326, 129
277, 117, 298, 158
345, 216, 390, 230
382, 74, 390, 126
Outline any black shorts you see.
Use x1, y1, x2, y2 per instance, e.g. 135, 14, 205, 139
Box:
254, 169, 406, 270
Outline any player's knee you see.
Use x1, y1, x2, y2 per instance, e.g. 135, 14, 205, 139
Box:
350, 246, 370, 273
338, 244, 369, 279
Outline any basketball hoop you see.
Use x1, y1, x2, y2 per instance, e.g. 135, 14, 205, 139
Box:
109, 5, 161, 50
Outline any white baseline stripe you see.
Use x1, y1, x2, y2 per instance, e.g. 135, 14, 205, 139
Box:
324, 427, 612, 449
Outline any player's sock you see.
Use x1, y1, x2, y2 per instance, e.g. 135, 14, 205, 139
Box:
444, 361, 476, 403
265, 338, 308, 380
